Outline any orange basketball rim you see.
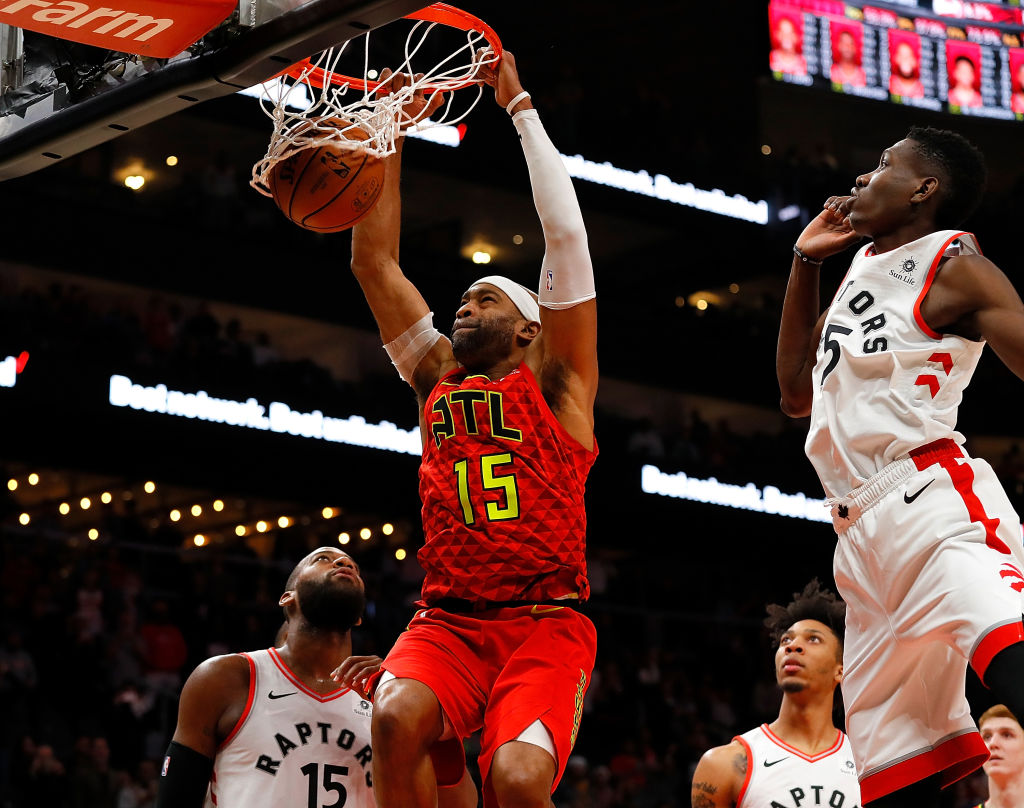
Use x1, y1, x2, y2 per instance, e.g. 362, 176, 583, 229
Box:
282, 3, 502, 91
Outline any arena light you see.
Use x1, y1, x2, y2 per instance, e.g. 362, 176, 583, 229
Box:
59, 502, 70, 515
0, 355, 26, 388
213, 499, 225, 512
395, 548, 407, 561
235, 524, 247, 536
640, 464, 831, 523
472, 251, 491, 265
191, 504, 202, 517
101, 492, 112, 504
80, 497, 91, 510
166, 155, 178, 167
109, 374, 421, 455
88, 528, 99, 540
144, 481, 156, 493
124, 175, 145, 191
382, 523, 394, 535
193, 534, 206, 547
338, 532, 351, 545
360, 528, 371, 540
560, 154, 770, 225
256, 520, 269, 533
277, 516, 291, 528
6, 479, 16, 491
322, 507, 335, 519
18, 513, 29, 525
27, 473, 39, 485
170, 509, 181, 522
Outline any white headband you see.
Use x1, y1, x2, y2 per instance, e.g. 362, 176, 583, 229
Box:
472, 276, 540, 324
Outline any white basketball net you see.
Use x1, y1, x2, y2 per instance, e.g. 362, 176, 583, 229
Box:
250, 19, 498, 197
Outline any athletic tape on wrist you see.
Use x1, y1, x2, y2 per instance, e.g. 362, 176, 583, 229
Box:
506, 90, 531, 115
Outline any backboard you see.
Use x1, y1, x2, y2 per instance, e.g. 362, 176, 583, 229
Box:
0, 0, 425, 180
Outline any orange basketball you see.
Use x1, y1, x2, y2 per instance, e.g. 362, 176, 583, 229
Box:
269, 128, 384, 233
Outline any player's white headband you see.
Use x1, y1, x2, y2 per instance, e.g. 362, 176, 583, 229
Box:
472, 276, 540, 324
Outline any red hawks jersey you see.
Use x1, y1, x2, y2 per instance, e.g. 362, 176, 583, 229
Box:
418, 362, 597, 604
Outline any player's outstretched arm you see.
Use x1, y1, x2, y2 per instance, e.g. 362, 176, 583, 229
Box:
156, 654, 249, 808
922, 253, 1024, 379
777, 196, 861, 417
691, 741, 746, 807
479, 50, 597, 446
350, 71, 457, 399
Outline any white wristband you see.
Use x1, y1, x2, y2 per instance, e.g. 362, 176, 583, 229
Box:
505, 90, 531, 115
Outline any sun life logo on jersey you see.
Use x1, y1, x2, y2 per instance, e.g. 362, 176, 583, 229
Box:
890, 256, 918, 286
353, 700, 372, 718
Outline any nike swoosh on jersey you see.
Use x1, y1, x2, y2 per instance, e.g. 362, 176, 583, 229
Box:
763, 758, 788, 767
268, 691, 296, 699
904, 479, 935, 504
530, 604, 565, 615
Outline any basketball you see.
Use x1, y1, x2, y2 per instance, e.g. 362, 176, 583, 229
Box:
268, 127, 384, 233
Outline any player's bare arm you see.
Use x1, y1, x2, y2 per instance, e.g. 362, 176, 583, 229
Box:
349, 71, 457, 402
920, 253, 1024, 379
777, 196, 862, 417
478, 50, 598, 448
155, 654, 250, 808
691, 740, 747, 808
171, 654, 252, 756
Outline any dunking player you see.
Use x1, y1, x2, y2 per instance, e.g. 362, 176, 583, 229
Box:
691, 581, 859, 808
341, 50, 598, 808
777, 127, 1024, 805
154, 547, 475, 808
976, 705, 1024, 808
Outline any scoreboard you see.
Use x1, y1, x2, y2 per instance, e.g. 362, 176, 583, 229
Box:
768, 0, 1024, 120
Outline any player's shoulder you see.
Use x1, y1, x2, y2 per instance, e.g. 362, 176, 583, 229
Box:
938, 251, 1012, 299
696, 737, 750, 780
183, 652, 252, 695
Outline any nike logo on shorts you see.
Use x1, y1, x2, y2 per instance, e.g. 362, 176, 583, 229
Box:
904, 479, 935, 504
763, 758, 787, 767
268, 691, 296, 699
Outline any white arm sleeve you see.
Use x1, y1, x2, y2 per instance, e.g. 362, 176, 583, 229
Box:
382, 311, 444, 385
512, 108, 596, 310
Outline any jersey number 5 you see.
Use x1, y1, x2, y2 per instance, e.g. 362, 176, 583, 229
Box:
300, 762, 348, 808
821, 324, 853, 385
454, 452, 521, 525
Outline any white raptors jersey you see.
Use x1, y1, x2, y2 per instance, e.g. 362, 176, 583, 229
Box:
206, 648, 376, 808
735, 724, 860, 808
805, 230, 984, 497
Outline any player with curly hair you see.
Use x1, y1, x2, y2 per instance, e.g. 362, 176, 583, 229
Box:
691, 581, 859, 808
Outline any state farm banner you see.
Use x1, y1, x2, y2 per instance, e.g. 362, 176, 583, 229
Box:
0, 0, 236, 57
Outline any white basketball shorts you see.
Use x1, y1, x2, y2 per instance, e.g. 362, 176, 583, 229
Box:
829, 438, 1024, 803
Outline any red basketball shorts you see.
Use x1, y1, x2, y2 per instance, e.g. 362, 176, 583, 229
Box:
374, 603, 596, 796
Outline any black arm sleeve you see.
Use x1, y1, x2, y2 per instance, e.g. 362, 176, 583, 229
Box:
155, 741, 214, 808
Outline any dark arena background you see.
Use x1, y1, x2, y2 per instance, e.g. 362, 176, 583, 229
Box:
2, 1, 1024, 806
